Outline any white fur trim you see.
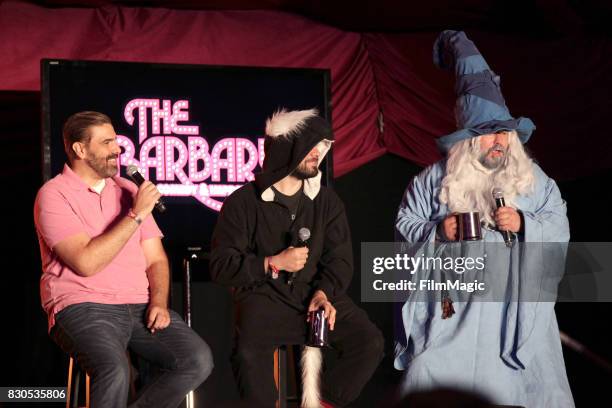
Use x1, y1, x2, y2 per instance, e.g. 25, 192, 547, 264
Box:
316, 139, 333, 166
302, 139, 332, 200
301, 346, 323, 408
265, 108, 319, 139
261, 186, 275, 202
302, 171, 322, 200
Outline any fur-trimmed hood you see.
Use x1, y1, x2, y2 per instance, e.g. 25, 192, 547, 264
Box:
255, 108, 333, 201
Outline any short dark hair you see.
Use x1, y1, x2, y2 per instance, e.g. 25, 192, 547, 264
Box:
63, 111, 112, 161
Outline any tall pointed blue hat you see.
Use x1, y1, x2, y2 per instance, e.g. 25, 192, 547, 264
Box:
434, 30, 535, 153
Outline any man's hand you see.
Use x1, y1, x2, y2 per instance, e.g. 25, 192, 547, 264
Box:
133, 181, 162, 219
494, 207, 521, 233
307, 290, 336, 331
146, 304, 171, 334
440, 214, 458, 241
268, 246, 309, 273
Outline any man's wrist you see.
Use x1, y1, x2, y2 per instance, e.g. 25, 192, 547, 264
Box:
268, 254, 285, 271
266, 256, 280, 279
127, 208, 143, 225
314, 289, 328, 301
148, 299, 168, 309
314, 281, 336, 302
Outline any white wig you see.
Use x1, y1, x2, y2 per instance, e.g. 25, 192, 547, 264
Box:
438, 131, 535, 226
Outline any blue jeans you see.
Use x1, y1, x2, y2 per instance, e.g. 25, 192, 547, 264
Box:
51, 303, 213, 408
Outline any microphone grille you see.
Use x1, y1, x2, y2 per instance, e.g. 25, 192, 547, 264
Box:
298, 227, 311, 241
126, 165, 139, 176
492, 187, 504, 199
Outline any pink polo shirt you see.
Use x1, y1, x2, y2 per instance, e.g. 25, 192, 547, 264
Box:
34, 164, 163, 330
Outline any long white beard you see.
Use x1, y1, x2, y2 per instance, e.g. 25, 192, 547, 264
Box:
439, 132, 535, 227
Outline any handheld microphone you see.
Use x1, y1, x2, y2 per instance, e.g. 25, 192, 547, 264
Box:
126, 165, 167, 213
297, 227, 311, 247
492, 187, 512, 247
288, 228, 311, 285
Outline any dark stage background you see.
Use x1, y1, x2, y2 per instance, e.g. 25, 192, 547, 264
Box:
0, 92, 610, 407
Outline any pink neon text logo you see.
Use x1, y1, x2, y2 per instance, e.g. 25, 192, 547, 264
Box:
118, 98, 264, 211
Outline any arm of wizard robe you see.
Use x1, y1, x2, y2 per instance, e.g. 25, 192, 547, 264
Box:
393, 163, 445, 370
501, 164, 570, 369
210, 192, 269, 288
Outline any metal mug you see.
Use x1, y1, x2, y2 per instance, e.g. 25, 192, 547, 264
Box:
307, 309, 328, 348
456, 212, 482, 241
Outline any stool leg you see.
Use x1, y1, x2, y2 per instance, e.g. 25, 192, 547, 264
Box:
274, 348, 279, 408
66, 357, 73, 408
279, 346, 287, 408
66, 356, 90, 408
85, 372, 90, 408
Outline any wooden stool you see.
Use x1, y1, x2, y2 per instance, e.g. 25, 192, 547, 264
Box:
274, 345, 301, 408
66, 356, 89, 408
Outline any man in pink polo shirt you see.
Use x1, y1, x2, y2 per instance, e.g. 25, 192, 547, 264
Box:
34, 111, 213, 408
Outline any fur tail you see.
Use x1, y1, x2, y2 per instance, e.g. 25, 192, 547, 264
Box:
301, 346, 323, 408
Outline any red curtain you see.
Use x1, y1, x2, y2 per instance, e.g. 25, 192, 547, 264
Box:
1, 1, 610, 179
364, 30, 612, 179
364, 33, 450, 167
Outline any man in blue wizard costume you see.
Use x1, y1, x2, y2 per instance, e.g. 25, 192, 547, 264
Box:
394, 30, 575, 407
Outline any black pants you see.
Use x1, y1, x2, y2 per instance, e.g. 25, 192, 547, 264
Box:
51, 303, 214, 408
233, 294, 384, 407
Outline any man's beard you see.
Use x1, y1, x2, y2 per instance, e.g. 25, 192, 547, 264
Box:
292, 160, 319, 180
439, 135, 535, 227
478, 144, 507, 169
86, 153, 119, 178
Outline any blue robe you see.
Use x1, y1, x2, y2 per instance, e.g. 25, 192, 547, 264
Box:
394, 160, 574, 407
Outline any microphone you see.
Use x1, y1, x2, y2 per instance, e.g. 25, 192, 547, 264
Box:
492, 187, 512, 247
288, 228, 311, 285
126, 165, 167, 213
297, 227, 311, 247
